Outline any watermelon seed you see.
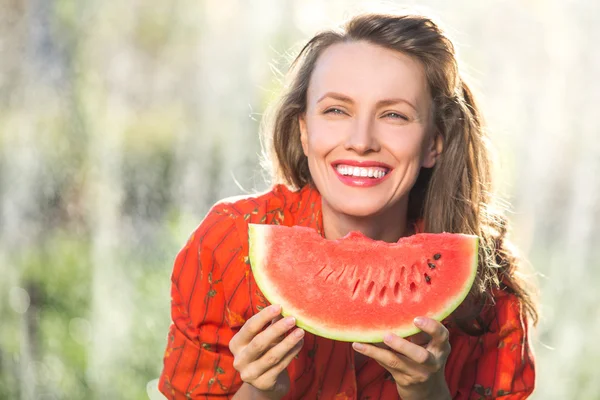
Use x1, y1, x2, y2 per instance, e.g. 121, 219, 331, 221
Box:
433, 253, 441, 260
366, 281, 375, 298
378, 286, 387, 302
424, 274, 431, 284
428, 262, 436, 269
324, 269, 335, 282
316, 265, 328, 276
336, 265, 347, 281
393, 282, 400, 299
410, 282, 416, 292
352, 279, 361, 298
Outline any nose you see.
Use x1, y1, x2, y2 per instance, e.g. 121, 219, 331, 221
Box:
344, 115, 380, 154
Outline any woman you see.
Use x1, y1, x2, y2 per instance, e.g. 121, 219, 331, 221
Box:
159, 13, 537, 400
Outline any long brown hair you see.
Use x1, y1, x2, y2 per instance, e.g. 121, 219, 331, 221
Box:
261, 13, 538, 333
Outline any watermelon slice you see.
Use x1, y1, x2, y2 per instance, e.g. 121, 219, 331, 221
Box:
248, 224, 478, 343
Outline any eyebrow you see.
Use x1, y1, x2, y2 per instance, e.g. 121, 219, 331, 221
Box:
316, 91, 418, 112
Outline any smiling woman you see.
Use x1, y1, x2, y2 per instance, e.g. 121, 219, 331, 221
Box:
299, 41, 437, 236
158, 12, 537, 400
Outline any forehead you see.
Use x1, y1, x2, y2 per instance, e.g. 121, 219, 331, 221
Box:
308, 40, 429, 106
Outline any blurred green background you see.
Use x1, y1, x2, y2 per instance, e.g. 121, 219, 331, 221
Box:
1, 0, 598, 399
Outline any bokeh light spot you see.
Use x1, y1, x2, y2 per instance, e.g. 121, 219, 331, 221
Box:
9, 286, 31, 314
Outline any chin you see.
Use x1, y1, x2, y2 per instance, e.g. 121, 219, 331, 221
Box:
328, 197, 387, 219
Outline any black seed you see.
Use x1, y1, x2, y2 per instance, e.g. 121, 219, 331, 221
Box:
428, 262, 436, 269
433, 253, 441, 260
425, 275, 431, 283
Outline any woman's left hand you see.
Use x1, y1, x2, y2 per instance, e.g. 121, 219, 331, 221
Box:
352, 317, 452, 400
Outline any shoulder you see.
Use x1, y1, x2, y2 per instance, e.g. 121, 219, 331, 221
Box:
211, 183, 312, 225
188, 184, 309, 250
213, 184, 291, 214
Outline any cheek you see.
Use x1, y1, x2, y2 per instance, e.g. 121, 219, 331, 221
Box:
305, 119, 347, 154
384, 130, 428, 161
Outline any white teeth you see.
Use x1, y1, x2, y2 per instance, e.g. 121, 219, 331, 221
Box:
335, 164, 388, 178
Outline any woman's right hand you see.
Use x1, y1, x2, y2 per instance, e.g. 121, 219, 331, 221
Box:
229, 304, 305, 399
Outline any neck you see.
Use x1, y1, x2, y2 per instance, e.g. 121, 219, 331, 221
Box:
321, 198, 411, 243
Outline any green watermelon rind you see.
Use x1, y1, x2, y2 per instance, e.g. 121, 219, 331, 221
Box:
248, 223, 479, 343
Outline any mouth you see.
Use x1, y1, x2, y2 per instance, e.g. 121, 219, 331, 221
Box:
332, 160, 392, 178
331, 160, 392, 187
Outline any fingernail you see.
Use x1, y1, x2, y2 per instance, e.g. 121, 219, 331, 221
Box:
284, 317, 296, 327
353, 343, 365, 351
414, 317, 426, 326
294, 328, 305, 338
383, 333, 394, 343
270, 304, 281, 314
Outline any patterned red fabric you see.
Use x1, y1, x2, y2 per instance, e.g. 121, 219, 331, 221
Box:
159, 184, 535, 399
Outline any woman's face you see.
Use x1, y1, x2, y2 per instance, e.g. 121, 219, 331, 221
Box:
299, 40, 439, 219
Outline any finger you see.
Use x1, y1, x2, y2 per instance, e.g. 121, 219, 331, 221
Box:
382, 333, 432, 365
254, 334, 304, 388
352, 342, 413, 373
413, 317, 450, 351
240, 329, 304, 384
237, 316, 299, 366
270, 315, 285, 343
256, 327, 305, 372
231, 304, 282, 352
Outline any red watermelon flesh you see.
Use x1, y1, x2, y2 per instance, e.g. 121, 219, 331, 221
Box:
248, 224, 478, 343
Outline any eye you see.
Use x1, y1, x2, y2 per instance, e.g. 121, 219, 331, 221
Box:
324, 108, 347, 116
383, 112, 409, 121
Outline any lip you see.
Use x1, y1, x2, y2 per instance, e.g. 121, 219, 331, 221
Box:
331, 159, 393, 188
331, 159, 393, 169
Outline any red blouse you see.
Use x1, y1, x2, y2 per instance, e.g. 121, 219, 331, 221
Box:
159, 184, 535, 399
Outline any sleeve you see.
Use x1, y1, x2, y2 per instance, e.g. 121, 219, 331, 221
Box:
455, 293, 536, 400
158, 204, 245, 399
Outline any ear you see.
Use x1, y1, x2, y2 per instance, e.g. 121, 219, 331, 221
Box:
299, 114, 308, 156
422, 133, 443, 168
